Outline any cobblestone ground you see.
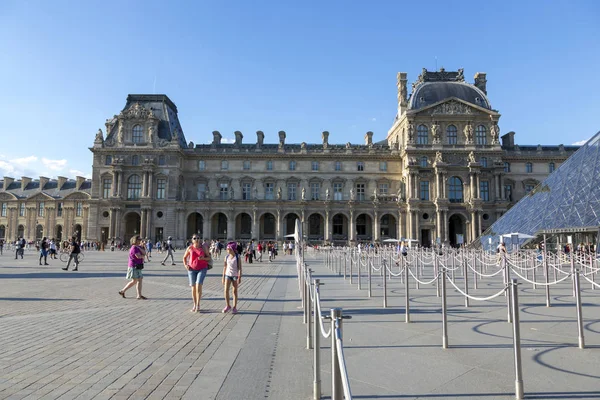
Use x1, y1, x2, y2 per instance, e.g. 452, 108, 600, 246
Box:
0, 249, 312, 400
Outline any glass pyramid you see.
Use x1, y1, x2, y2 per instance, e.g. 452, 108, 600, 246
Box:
479, 130, 600, 249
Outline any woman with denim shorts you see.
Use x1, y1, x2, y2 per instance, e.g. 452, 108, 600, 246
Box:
182, 236, 212, 312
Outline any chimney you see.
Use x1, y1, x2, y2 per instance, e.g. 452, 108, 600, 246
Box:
322, 131, 329, 147
474, 72, 487, 94
2, 177, 14, 191
234, 131, 243, 146
501, 131, 515, 148
212, 131, 222, 145
39, 176, 49, 191
21, 176, 32, 191
57, 176, 68, 190
256, 131, 264, 146
76, 176, 85, 190
278, 131, 286, 147
364, 131, 373, 146
397, 72, 408, 115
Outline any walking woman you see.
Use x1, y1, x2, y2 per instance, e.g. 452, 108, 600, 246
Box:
119, 235, 147, 299
182, 235, 212, 312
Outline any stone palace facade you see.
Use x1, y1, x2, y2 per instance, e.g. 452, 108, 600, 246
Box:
0, 68, 579, 246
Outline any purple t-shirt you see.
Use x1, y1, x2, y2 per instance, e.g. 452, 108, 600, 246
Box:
128, 246, 144, 268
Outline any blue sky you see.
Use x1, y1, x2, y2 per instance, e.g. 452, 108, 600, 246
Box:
0, 0, 598, 179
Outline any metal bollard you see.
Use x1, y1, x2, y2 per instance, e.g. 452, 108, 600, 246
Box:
510, 279, 524, 400
307, 269, 313, 350
571, 253, 576, 297
504, 256, 512, 323
441, 267, 448, 349
303, 269, 308, 324
350, 256, 353, 284
358, 256, 362, 290
574, 269, 585, 349
368, 258, 372, 298
463, 254, 469, 308
405, 258, 410, 323
473, 253, 478, 290
435, 253, 440, 298
532, 255, 537, 290
383, 258, 388, 308
313, 279, 322, 400
331, 308, 343, 400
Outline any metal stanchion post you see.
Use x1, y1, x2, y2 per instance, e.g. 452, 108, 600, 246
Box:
368, 256, 372, 298
383, 256, 388, 308
441, 267, 448, 349
303, 269, 308, 324
532, 254, 537, 290
358, 255, 361, 290
307, 269, 313, 350
405, 258, 410, 323
350, 255, 353, 284
571, 252, 576, 297
313, 279, 321, 400
504, 255, 512, 323
473, 251, 478, 290
463, 253, 469, 308
574, 269, 585, 349
331, 308, 343, 400
435, 253, 440, 298
510, 279, 524, 400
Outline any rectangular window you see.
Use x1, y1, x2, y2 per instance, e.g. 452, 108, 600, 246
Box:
158, 155, 166, 165
198, 160, 206, 171
242, 183, 252, 200
38, 202, 44, 217
480, 181, 490, 201
221, 160, 228, 170
312, 161, 319, 171
504, 185, 512, 201
420, 181, 430, 201
265, 183, 274, 200
334, 161, 342, 171
311, 183, 320, 200
480, 157, 488, 168
157, 179, 167, 199
56, 203, 62, 217
266, 160, 273, 171
105, 155, 112, 166
379, 161, 387, 171
102, 179, 112, 198
288, 183, 296, 200
357, 162, 364, 172
549, 163, 555, 173
19, 203, 25, 217
333, 183, 343, 200
196, 183, 206, 200
526, 163, 533, 173
243, 161, 251, 171
76, 202, 83, 217
525, 184, 535, 193
1, 203, 6, 217
379, 183, 389, 196
356, 183, 365, 201
289, 161, 296, 171
219, 183, 229, 200
504, 162, 511, 173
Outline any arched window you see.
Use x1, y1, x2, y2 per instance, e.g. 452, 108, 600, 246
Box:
127, 175, 142, 200
132, 125, 144, 143
526, 162, 533, 173
446, 125, 458, 145
420, 156, 428, 168
448, 176, 464, 203
475, 125, 487, 145
417, 125, 428, 145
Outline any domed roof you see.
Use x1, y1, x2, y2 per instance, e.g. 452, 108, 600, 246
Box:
409, 81, 491, 110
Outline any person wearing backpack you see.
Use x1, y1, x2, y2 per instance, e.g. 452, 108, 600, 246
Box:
222, 242, 242, 314
161, 236, 176, 266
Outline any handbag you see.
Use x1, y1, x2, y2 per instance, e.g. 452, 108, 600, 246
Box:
207, 259, 213, 270
136, 263, 144, 270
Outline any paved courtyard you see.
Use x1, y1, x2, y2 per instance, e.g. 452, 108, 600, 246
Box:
1, 248, 600, 399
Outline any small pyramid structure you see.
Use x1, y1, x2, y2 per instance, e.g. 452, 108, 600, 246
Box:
480, 130, 600, 247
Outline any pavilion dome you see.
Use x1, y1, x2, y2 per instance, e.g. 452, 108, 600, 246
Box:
409, 81, 491, 110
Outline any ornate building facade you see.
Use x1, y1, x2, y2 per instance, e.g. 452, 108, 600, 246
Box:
0, 68, 579, 246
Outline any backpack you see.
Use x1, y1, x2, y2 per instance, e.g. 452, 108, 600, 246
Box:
225, 253, 240, 268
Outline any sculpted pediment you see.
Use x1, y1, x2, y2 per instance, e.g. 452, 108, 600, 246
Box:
411, 98, 496, 117
27, 192, 55, 201
0, 192, 17, 200
119, 103, 155, 120
63, 192, 91, 200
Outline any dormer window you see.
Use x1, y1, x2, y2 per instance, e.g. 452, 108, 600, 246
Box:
132, 125, 143, 143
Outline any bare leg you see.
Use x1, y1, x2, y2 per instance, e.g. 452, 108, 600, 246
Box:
224, 280, 231, 308
191, 286, 198, 311
232, 281, 238, 309
122, 279, 137, 293
136, 279, 143, 298
196, 284, 203, 310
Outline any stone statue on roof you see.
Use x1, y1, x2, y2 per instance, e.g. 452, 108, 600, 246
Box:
325, 188, 330, 201
435, 151, 443, 164
117, 123, 124, 143
95, 129, 104, 143
301, 186, 306, 201
148, 124, 156, 143
464, 123, 473, 144
468, 151, 476, 164
277, 186, 282, 200
431, 121, 440, 144
490, 121, 500, 144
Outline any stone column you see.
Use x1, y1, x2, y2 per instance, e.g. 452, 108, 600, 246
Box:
414, 211, 420, 242
471, 211, 477, 242
475, 173, 481, 199
276, 209, 282, 242
436, 210, 442, 241
227, 212, 235, 241
202, 212, 211, 240
112, 171, 118, 197
140, 209, 147, 238
349, 210, 355, 243
398, 209, 405, 240
443, 210, 449, 242
442, 173, 447, 198
115, 208, 122, 241
142, 172, 148, 197
148, 172, 154, 199
406, 174, 412, 199
373, 210, 379, 242
109, 208, 115, 239
325, 210, 331, 242
477, 212, 483, 238
470, 174, 475, 200
413, 174, 419, 199
252, 208, 258, 240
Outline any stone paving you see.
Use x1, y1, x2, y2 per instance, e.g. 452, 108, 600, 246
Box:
2, 248, 600, 399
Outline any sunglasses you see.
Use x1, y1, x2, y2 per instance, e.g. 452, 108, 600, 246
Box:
192, 237, 199, 240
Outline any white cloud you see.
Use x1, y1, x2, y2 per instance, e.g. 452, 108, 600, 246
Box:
572, 139, 589, 146
42, 158, 68, 171
371, 118, 377, 122
221, 138, 235, 144
69, 169, 92, 179
0, 155, 90, 179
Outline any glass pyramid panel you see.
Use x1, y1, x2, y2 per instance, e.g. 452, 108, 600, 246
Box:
479, 131, 600, 249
